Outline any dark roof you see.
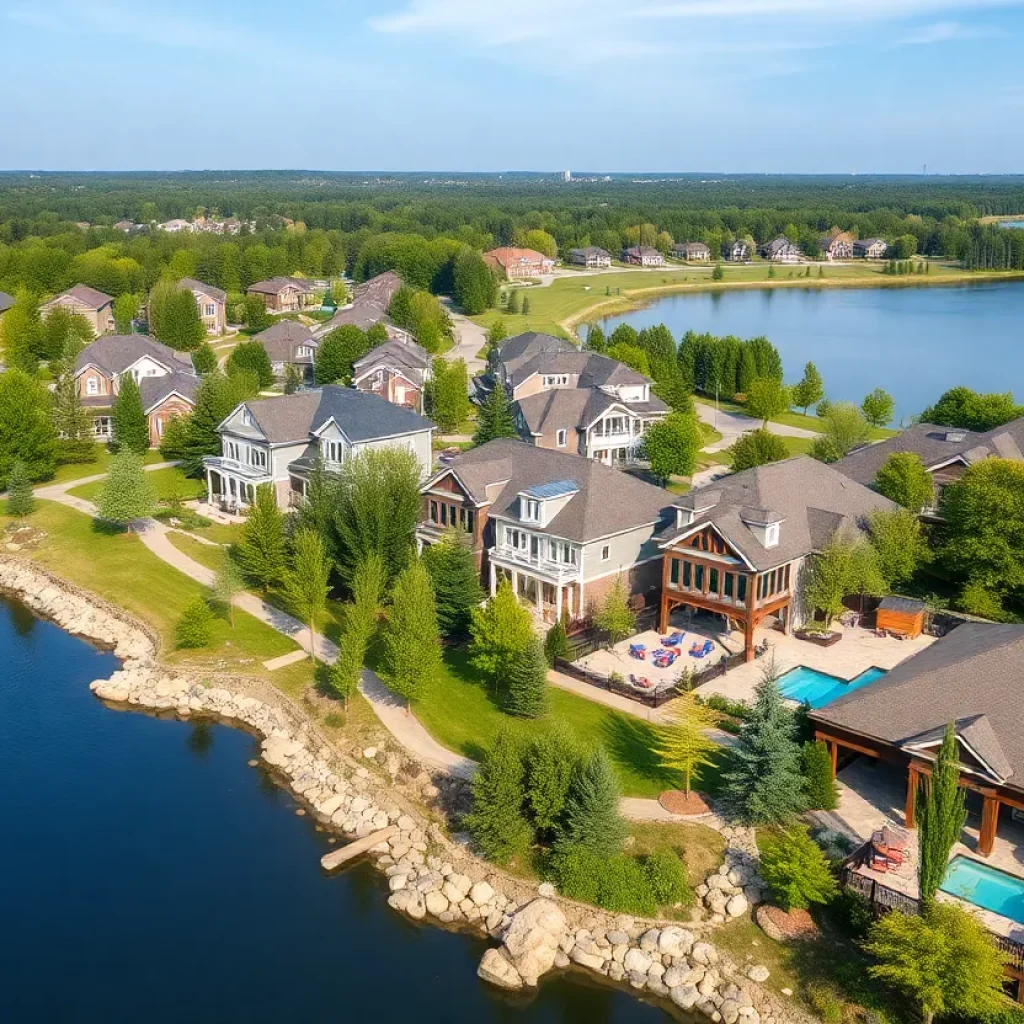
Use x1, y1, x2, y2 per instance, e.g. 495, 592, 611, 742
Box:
255, 320, 318, 363
352, 270, 403, 307
0, 291, 14, 314
353, 339, 431, 385
140, 371, 200, 412
424, 438, 675, 543
854, 237, 886, 249
672, 242, 710, 253
813, 623, 1024, 788
660, 456, 896, 570
515, 387, 667, 437
878, 596, 926, 614
498, 332, 649, 389
833, 419, 1024, 486
247, 277, 316, 296
313, 271, 403, 339
45, 284, 114, 309
762, 237, 799, 256
75, 335, 195, 377
570, 247, 610, 258
178, 277, 227, 302
238, 385, 432, 444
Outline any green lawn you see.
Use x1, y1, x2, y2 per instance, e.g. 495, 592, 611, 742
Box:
408, 648, 731, 799
166, 531, 227, 572
48, 448, 165, 485
696, 397, 897, 440
626, 819, 726, 888
68, 466, 204, 504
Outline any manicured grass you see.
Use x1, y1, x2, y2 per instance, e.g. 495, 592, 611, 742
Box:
782, 436, 815, 457
48, 448, 164, 485
409, 648, 731, 799
625, 820, 726, 888
166, 532, 227, 572
696, 397, 897, 440
68, 466, 204, 504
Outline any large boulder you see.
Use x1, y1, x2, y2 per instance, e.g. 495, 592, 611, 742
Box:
478, 948, 524, 991
500, 898, 568, 987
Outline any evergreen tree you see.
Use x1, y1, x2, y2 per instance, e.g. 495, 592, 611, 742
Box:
656, 689, 719, 795
918, 724, 967, 907
585, 324, 606, 353
226, 340, 274, 389
181, 371, 255, 477
722, 658, 807, 824
465, 727, 532, 865
330, 552, 385, 707
555, 747, 626, 859
593, 574, 637, 643
543, 617, 570, 666
315, 325, 370, 385
473, 382, 517, 444
801, 741, 838, 810
158, 413, 191, 463
521, 296, 531, 316
149, 282, 205, 351
736, 346, 757, 395
422, 528, 484, 638
243, 295, 272, 333
791, 362, 824, 414
759, 827, 838, 910
0, 368, 57, 489
506, 289, 520, 315
52, 360, 97, 465
235, 483, 287, 592
504, 635, 550, 718
285, 528, 332, 662
98, 450, 155, 527
283, 363, 302, 393
111, 374, 150, 454
425, 356, 470, 433
711, 263, 724, 281
295, 457, 339, 565
212, 550, 243, 628
486, 317, 508, 350
191, 342, 218, 374
526, 724, 583, 837
470, 578, 535, 689
175, 595, 215, 649
381, 557, 442, 708
4, 460, 35, 516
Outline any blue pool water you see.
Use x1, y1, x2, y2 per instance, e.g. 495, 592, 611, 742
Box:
941, 856, 1024, 925
778, 665, 887, 708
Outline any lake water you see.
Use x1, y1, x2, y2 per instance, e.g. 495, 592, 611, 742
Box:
999, 220, 1024, 229
601, 281, 1024, 424
0, 595, 675, 1024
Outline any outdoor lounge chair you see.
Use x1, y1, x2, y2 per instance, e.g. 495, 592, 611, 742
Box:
629, 674, 653, 689
629, 643, 646, 661
689, 639, 714, 659
654, 651, 677, 669
660, 631, 684, 647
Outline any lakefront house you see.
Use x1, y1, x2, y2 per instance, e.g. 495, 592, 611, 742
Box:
482, 247, 555, 279
760, 237, 803, 262
416, 439, 676, 623
74, 335, 198, 445
203, 385, 434, 511
672, 242, 711, 261
854, 238, 889, 259
40, 284, 116, 337
569, 247, 612, 268
623, 246, 665, 267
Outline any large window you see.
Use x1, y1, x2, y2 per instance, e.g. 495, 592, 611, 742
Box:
322, 439, 344, 464
549, 540, 577, 566
247, 447, 267, 470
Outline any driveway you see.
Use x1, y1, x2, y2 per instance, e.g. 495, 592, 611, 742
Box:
439, 299, 488, 374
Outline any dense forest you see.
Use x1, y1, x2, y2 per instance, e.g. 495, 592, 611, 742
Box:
3, 171, 1024, 301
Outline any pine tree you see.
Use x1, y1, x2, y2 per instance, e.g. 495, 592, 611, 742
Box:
505, 635, 550, 718
470, 578, 534, 690
212, 551, 243, 628
381, 557, 442, 708
330, 552, 385, 707
543, 617, 569, 666
182, 372, 254, 477
506, 289, 520, 314
0, 368, 57, 489
192, 342, 218, 374
111, 373, 150, 454
285, 528, 331, 662
918, 724, 967, 907
722, 658, 808, 824
555, 747, 626, 859
158, 413, 191, 463
5, 460, 35, 516
235, 484, 287, 592
521, 295, 531, 316
175, 595, 214, 649
465, 727, 532, 865
422, 528, 484, 638
98, 450, 155, 527
226, 340, 274, 390
801, 741, 839, 810
472, 383, 517, 445
656, 690, 719, 795
526, 724, 583, 836
52, 361, 96, 465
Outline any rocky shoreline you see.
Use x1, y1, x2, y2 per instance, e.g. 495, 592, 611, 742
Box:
0, 557, 810, 1024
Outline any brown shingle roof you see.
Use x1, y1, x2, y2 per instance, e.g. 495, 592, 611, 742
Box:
178, 277, 226, 303
255, 320, 318, 363
46, 284, 114, 310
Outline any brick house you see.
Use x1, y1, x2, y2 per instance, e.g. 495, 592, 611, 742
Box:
179, 278, 227, 334
482, 247, 555, 279
352, 338, 432, 412
40, 285, 116, 337
246, 277, 319, 313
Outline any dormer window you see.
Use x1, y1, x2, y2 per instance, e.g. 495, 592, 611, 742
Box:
556, 429, 567, 448
542, 374, 569, 387
522, 498, 541, 522
765, 523, 779, 548
86, 377, 99, 395
241, 409, 252, 427
323, 440, 344, 464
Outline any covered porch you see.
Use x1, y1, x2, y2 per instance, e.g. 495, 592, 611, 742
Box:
489, 560, 582, 625
203, 458, 273, 514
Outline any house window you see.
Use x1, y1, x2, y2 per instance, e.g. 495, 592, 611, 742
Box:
440, 503, 449, 526
506, 527, 528, 551
550, 541, 577, 565
204, 304, 215, 317
736, 576, 747, 603
94, 416, 111, 438
601, 544, 610, 562
322, 440, 344, 464
459, 507, 475, 534
670, 558, 680, 585
86, 377, 99, 396
542, 375, 568, 387
709, 568, 719, 594
556, 429, 567, 448
682, 561, 692, 589
247, 447, 267, 470
724, 573, 734, 599
226, 441, 240, 461
429, 500, 439, 524
522, 498, 540, 522
694, 565, 705, 591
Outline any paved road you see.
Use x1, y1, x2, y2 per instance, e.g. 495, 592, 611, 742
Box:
439, 299, 488, 374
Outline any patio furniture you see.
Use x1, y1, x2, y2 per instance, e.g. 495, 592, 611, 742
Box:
654, 651, 677, 669
629, 643, 646, 661
660, 631, 684, 647
689, 639, 714, 659
629, 674, 653, 689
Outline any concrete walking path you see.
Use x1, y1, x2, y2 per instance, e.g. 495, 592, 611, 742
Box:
695, 400, 818, 449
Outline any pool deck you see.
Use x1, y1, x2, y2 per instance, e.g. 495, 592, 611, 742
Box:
691, 623, 934, 705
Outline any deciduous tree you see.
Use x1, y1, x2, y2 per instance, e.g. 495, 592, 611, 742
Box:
791, 362, 824, 414
585, 324, 606, 353
470, 578, 534, 689
235, 483, 287, 592
285, 528, 331, 662
226, 340, 274, 389
920, 386, 1023, 432
729, 429, 789, 471
0, 368, 57, 488
656, 689, 719, 795
867, 508, 930, 589
453, 248, 497, 314
113, 292, 140, 334
330, 552, 385, 706
593, 574, 636, 644
746, 376, 791, 428
861, 387, 895, 428
805, 532, 885, 625
808, 401, 871, 463
380, 557, 442, 707
874, 452, 934, 511
315, 325, 370, 385
243, 294, 272, 333
643, 411, 701, 484
422, 528, 483, 638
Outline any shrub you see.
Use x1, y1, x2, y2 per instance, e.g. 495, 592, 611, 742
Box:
802, 740, 839, 810
465, 727, 532, 865
759, 827, 838, 911
831, 887, 874, 939
598, 855, 657, 916
543, 618, 569, 666
643, 849, 692, 907
175, 596, 214, 649
551, 846, 602, 905
526, 725, 582, 837
698, 693, 751, 720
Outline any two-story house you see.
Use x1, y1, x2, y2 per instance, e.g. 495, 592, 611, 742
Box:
313, 271, 412, 342
74, 335, 198, 445
179, 278, 227, 334
623, 246, 665, 267
40, 285, 116, 337
760, 237, 803, 262
416, 439, 676, 623
834, 418, 1024, 516
255, 320, 320, 381
569, 247, 611, 268
854, 238, 889, 259
722, 240, 751, 261
203, 385, 434, 511
352, 338, 432, 411
819, 232, 854, 261
246, 277, 319, 313
482, 248, 555, 279
658, 457, 896, 660
672, 242, 711, 261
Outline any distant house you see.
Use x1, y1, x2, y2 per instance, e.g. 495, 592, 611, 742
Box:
254, 320, 319, 381
623, 246, 665, 267
722, 240, 751, 261
352, 338, 432, 412
569, 247, 611, 269
482, 247, 555, 279
74, 335, 198, 445
313, 271, 410, 341
158, 219, 193, 233
40, 285, 116, 337
246, 277, 319, 313
178, 278, 227, 335
672, 242, 711, 262
854, 238, 888, 259
0, 291, 14, 316
113, 219, 136, 232
203, 385, 434, 511
820, 232, 854, 261
760, 237, 802, 262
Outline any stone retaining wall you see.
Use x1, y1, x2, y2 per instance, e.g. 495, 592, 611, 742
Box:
0, 558, 811, 1024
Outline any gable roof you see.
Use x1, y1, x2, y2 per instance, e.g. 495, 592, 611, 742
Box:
516, 387, 667, 436
233, 385, 432, 445
140, 371, 200, 413
178, 277, 227, 302
424, 438, 675, 543
833, 418, 1024, 486
353, 338, 431, 384
482, 247, 552, 270
74, 335, 195, 378
255, 320, 318, 362
497, 332, 649, 389
662, 456, 896, 570
247, 276, 316, 296
570, 247, 610, 258
45, 284, 114, 310
0, 291, 14, 314
813, 623, 1024, 788
313, 270, 404, 339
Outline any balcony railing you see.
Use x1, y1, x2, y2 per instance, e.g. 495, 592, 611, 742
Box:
491, 546, 580, 580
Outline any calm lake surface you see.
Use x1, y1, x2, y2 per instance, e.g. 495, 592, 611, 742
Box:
0, 595, 676, 1024
602, 281, 1024, 423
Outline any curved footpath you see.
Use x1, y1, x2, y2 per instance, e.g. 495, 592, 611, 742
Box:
0, 557, 807, 1024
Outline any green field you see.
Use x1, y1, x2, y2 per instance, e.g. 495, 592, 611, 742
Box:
68, 466, 205, 504
48, 448, 165, 485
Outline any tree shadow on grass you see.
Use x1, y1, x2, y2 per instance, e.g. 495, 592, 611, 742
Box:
600, 712, 681, 793
91, 519, 126, 537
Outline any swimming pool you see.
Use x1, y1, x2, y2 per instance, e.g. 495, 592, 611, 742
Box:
777, 665, 887, 708
941, 856, 1024, 925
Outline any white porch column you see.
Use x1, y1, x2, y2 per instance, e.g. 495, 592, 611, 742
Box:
489, 561, 497, 596
578, 579, 585, 619
535, 579, 543, 615
555, 585, 563, 622
511, 569, 519, 596
206, 468, 214, 506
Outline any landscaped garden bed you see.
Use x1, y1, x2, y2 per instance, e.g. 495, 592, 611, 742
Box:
794, 629, 842, 648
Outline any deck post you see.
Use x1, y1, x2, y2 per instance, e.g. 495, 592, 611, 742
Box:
829, 740, 838, 779
743, 572, 757, 662
905, 765, 919, 830
980, 793, 1000, 857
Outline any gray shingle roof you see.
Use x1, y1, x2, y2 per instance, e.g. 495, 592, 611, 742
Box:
661, 456, 896, 570
255, 320, 318, 363
498, 333, 649, 389
0, 291, 14, 314
813, 623, 1024, 788
313, 271, 404, 339
178, 277, 227, 302
515, 387, 667, 437
75, 335, 195, 377
46, 284, 114, 310
353, 339, 431, 386
140, 371, 200, 412
247, 276, 316, 296
239, 385, 433, 444
425, 438, 675, 543
834, 418, 1024, 486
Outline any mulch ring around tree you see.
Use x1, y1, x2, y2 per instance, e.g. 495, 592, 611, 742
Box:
659, 789, 712, 817
755, 904, 820, 942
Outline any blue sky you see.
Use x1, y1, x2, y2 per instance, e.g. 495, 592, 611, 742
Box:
3, 0, 1024, 172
